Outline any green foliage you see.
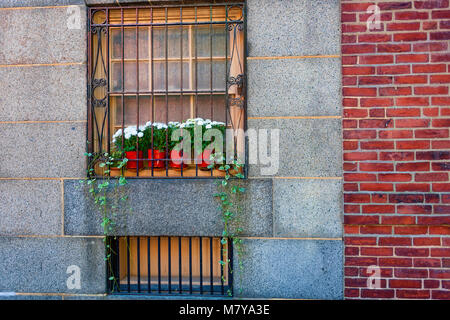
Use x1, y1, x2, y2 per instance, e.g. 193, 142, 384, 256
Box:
80, 147, 130, 292
209, 156, 246, 297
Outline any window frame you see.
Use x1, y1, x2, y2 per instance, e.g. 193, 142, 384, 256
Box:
87, 3, 248, 179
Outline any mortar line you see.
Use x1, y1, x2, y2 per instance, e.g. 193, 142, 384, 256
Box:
247, 55, 341, 60
0, 62, 85, 68
0, 120, 87, 124
0, 5, 77, 11
248, 116, 342, 120
240, 237, 343, 241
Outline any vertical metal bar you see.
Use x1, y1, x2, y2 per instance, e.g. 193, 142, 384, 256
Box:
178, 236, 182, 294
116, 237, 121, 292
147, 236, 151, 293
194, 7, 198, 177
136, 8, 140, 177
220, 238, 224, 295
209, 6, 214, 177
189, 237, 192, 294
168, 237, 172, 293
224, 5, 229, 165
137, 236, 141, 293
180, 8, 184, 178
106, 8, 111, 166
210, 237, 214, 294
243, 3, 248, 178
228, 237, 233, 296
126, 236, 131, 292
199, 236, 203, 294
158, 236, 161, 293
165, 8, 169, 177
150, 8, 155, 177
121, 8, 125, 169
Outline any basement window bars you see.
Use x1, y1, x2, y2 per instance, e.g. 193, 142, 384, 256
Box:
88, 4, 246, 178
107, 236, 233, 296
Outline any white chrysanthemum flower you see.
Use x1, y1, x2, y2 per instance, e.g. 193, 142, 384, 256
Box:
137, 132, 144, 138
205, 124, 212, 129
125, 133, 131, 140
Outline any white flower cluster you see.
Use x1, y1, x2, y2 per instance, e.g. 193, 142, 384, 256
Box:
112, 118, 226, 143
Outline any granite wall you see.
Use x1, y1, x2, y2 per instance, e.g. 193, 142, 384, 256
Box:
0, 0, 343, 300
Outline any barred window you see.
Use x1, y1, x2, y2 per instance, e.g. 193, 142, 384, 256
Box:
88, 4, 246, 178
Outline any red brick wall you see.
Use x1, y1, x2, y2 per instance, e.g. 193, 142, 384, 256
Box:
341, 0, 450, 299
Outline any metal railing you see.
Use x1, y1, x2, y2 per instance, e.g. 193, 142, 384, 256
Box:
107, 236, 233, 296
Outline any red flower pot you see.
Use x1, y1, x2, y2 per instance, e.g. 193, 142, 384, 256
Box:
195, 149, 213, 169
169, 149, 188, 169
148, 149, 165, 169
125, 151, 144, 170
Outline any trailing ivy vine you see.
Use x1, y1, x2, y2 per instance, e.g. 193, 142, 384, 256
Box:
79, 146, 129, 291
209, 155, 246, 297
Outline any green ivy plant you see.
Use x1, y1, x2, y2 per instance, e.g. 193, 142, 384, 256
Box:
208, 153, 246, 297
79, 145, 129, 291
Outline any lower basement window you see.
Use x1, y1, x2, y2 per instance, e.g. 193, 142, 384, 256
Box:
107, 236, 232, 296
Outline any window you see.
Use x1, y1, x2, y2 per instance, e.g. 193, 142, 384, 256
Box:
107, 236, 232, 296
88, 4, 246, 178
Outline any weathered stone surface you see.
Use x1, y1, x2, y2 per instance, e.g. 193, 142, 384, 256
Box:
234, 239, 343, 299
0, 294, 62, 300
0, 1, 84, 7
0, 237, 105, 293
247, 58, 341, 117
0, 122, 86, 178
0, 6, 86, 64
64, 178, 273, 237
273, 179, 343, 238
247, 0, 340, 57
0, 180, 62, 236
247, 118, 342, 177
0, 65, 86, 121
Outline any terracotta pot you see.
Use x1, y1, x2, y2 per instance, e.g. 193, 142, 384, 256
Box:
169, 149, 188, 169
148, 149, 165, 169
125, 151, 144, 170
195, 149, 213, 170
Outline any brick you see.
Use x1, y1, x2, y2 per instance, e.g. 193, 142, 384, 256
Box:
413, 42, 448, 52
379, 130, 413, 139
380, 151, 414, 161
345, 257, 378, 266
381, 216, 415, 225
429, 269, 450, 279
360, 225, 392, 234
379, 173, 412, 182
360, 119, 393, 128
342, 13, 357, 23
343, 66, 375, 75
414, 86, 448, 95
430, 32, 450, 40
396, 97, 429, 106
433, 183, 450, 192
395, 11, 429, 20
413, 64, 447, 73
395, 119, 430, 128
396, 162, 430, 171
394, 32, 427, 41
379, 237, 412, 246
345, 194, 371, 203
432, 291, 450, 300
345, 237, 377, 246
395, 268, 428, 278
389, 194, 424, 203
429, 226, 450, 234
388, 22, 420, 31
431, 248, 450, 257
379, 2, 413, 10
430, 74, 450, 83
431, 53, 450, 62
397, 205, 432, 214
343, 44, 376, 54
359, 163, 394, 171
343, 87, 377, 97
424, 280, 440, 288
359, 34, 391, 43
361, 141, 395, 150
432, 97, 450, 105
344, 108, 368, 118
413, 238, 440, 246
361, 289, 394, 298
360, 183, 394, 192
419, 215, 450, 225
362, 205, 395, 214
423, 21, 438, 30
379, 87, 412, 96
387, 108, 421, 117
396, 183, 430, 192
378, 65, 410, 75
360, 98, 394, 107
432, 163, 450, 171
394, 75, 428, 84
342, 3, 373, 12
415, 172, 448, 181
344, 173, 377, 182
359, 55, 394, 65
395, 226, 428, 235
390, 279, 422, 288
396, 54, 428, 63
397, 290, 430, 299
377, 43, 411, 53
432, 10, 450, 19
345, 215, 380, 225
414, 0, 449, 9
432, 119, 450, 127
343, 24, 367, 33
395, 248, 429, 257
344, 152, 378, 161
414, 258, 441, 267
379, 258, 412, 267
343, 130, 377, 139
397, 140, 430, 149
360, 247, 393, 256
